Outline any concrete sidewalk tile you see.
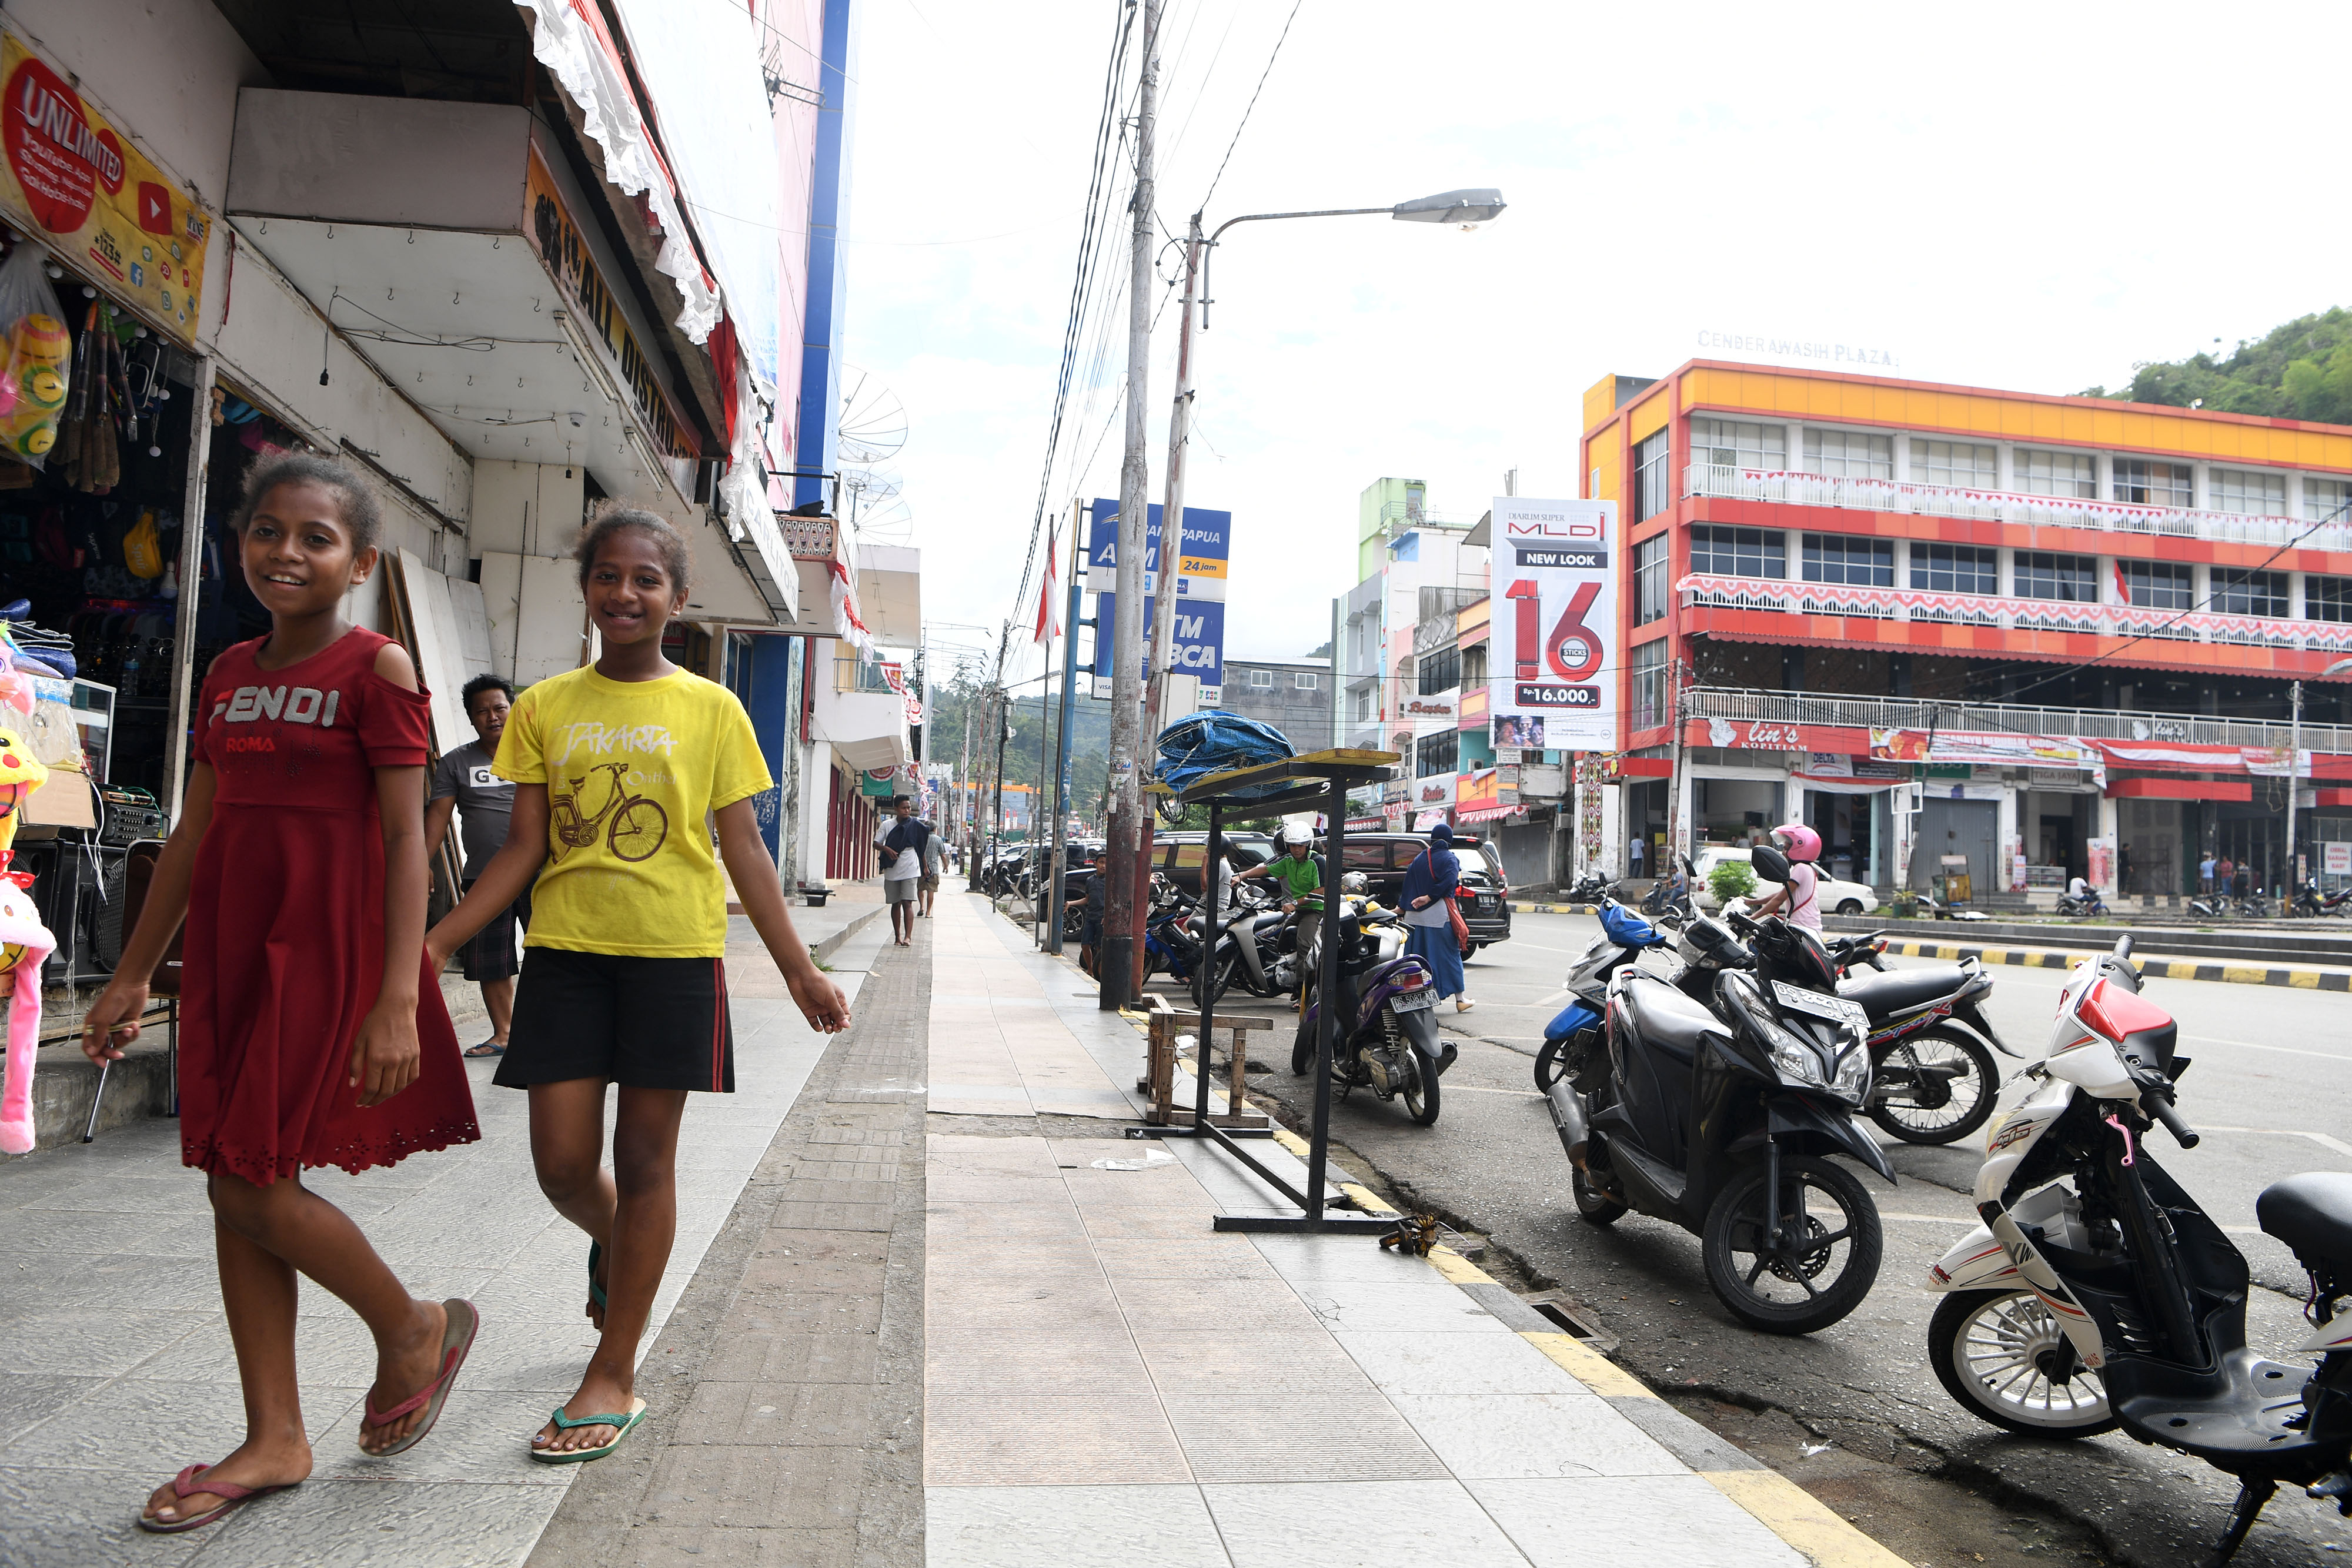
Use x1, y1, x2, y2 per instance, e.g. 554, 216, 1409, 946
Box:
922, 1238, 1103, 1278
767, 1199, 894, 1232
624, 1525, 859, 1566
198, 1477, 563, 1567
738, 1249, 890, 1296
926, 1328, 1153, 1398
1329, 1330, 1597, 1398
1162, 1392, 1445, 1483
1088, 1238, 1278, 1281
1288, 1278, 1516, 1335
0, 1373, 107, 1443
923, 1201, 1088, 1243
924, 1275, 1125, 1329
1390, 1392, 1683, 1479
0, 1308, 211, 1377
0, 1462, 210, 1568
448, 1322, 602, 1394
645, 1440, 869, 1525
1081, 1207, 1247, 1242
1112, 1276, 1321, 1335
722, 1286, 886, 1335
923, 1392, 1190, 1486
926, 1483, 1231, 1568
1202, 1479, 1534, 1568
672, 1380, 889, 1447
697, 1328, 881, 1387
0, 1376, 362, 1473
0, 1205, 188, 1256
1136, 1331, 1377, 1398
1250, 1235, 1450, 1285
122, 1308, 382, 1387
1469, 1475, 1810, 1567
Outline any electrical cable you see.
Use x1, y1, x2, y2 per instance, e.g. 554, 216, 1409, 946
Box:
1194, 0, 1303, 216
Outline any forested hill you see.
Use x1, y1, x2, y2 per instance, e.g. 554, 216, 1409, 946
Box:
2079, 307, 2352, 423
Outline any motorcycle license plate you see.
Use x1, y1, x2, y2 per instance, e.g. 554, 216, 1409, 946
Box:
1773, 981, 1868, 1032
1392, 988, 1438, 1014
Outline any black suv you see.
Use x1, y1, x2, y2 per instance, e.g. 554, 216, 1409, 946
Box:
1148, 831, 1277, 895
1322, 832, 1512, 952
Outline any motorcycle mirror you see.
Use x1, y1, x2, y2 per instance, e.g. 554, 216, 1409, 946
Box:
1751, 844, 1791, 884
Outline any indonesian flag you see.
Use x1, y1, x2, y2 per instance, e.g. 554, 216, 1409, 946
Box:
828, 559, 875, 658
2113, 559, 2131, 605
1034, 523, 1060, 646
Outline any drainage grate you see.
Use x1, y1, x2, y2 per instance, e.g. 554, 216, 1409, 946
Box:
1521, 1291, 1621, 1353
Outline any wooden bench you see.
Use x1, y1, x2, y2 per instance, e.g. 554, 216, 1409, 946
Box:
1139, 994, 1272, 1129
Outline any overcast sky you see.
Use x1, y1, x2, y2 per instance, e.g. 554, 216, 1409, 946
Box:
839, 0, 2352, 689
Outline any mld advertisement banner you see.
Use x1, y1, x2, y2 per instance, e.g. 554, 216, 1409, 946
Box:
1485, 497, 1617, 749
1, 28, 211, 345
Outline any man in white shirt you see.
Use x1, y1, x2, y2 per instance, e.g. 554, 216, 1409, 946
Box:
876, 797, 929, 947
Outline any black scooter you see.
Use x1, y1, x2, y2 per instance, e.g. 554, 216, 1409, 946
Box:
1548, 845, 1890, 1335
1564, 872, 1612, 905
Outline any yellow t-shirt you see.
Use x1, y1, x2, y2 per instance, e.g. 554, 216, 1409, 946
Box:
493, 664, 773, 958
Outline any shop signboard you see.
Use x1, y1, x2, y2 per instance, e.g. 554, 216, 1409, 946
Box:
1085, 499, 1232, 686
0, 28, 212, 345
1485, 497, 1616, 749
1455, 767, 1501, 814
2326, 842, 2351, 877
1412, 772, 1456, 810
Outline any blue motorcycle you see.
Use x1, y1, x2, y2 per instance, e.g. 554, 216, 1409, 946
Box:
1532, 902, 1674, 1091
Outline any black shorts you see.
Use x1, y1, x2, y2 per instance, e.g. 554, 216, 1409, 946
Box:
494, 947, 735, 1093
458, 880, 531, 983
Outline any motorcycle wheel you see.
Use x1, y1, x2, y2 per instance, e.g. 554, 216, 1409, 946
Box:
1927, 1288, 2116, 1436
1701, 1155, 1882, 1335
1292, 1008, 1315, 1075
1533, 1038, 1567, 1092
1571, 1165, 1626, 1225
1190, 952, 1239, 1012
1868, 1028, 1999, 1145
1400, 1049, 1441, 1126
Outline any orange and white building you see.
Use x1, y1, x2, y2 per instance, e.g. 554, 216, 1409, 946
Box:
1582, 362, 2352, 901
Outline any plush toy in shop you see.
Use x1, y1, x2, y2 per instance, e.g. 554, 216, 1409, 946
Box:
0, 312, 69, 463
0, 667, 56, 1155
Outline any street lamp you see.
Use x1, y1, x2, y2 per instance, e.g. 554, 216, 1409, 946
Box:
2286, 656, 2352, 899
1142, 186, 1508, 754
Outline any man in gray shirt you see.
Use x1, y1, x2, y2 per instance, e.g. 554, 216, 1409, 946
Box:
427, 674, 530, 1057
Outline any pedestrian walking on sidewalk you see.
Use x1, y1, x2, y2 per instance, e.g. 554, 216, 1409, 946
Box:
426, 506, 852, 1464
1401, 821, 1474, 1013
1073, 847, 1108, 976
82, 456, 483, 1533
918, 811, 945, 917
426, 674, 530, 1057
877, 796, 928, 944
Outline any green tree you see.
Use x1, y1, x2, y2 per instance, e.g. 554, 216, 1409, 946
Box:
2080, 306, 2352, 424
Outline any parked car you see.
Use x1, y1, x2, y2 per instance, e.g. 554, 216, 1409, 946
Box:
1149, 831, 1278, 897
1318, 832, 1512, 952
1691, 844, 1880, 915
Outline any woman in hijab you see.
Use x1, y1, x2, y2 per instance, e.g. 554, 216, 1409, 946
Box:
1399, 822, 1473, 1013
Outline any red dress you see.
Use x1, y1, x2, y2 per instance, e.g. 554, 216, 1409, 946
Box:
180, 626, 479, 1183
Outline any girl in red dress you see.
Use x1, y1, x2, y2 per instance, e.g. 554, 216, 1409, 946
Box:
83, 455, 482, 1534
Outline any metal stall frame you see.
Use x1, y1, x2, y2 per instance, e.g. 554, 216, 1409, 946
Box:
1167, 748, 1401, 1235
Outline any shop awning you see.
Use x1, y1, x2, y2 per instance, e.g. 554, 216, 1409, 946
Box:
1454, 805, 1515, 824
2106, 777, 2252, 802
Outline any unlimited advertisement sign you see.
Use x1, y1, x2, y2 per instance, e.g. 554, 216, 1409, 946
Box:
1486, 497, 1617, 748
0, 29, 211, 344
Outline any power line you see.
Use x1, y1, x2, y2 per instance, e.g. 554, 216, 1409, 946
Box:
1195, 0, 1302, 215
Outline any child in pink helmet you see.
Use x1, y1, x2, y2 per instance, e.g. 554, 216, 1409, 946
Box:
1754, 822, 1823, 931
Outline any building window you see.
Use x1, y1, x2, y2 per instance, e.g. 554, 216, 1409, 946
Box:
1418, 647, 1460, 696
1633, 534, 1669, 625
1690, 416, 1786, 472
1802, 429, 1893, 480
1688, 524, 1785, 579
1352, 687, 1374, 721
2112, 458, 2193, 509
1633, 428, 1672, 521
2016, 449, 2096, 498
2014, 551, 2098, 603
1912, 440, 1996, 490
1630, 639, 1667, 731
2119, 560, 2194, 610
1802, 533, 1894, 586
2310, 576, 2352, 623
1461, 644, 1488, 687
1248, 668, 1274, 688
1415, 731, 1458, 777
2213, 568, 2288, 618
2208, 469, 2287, 517
1910, 542, 1997, 594
2309, 477, 2352, 523
1294, 671, 1318, 691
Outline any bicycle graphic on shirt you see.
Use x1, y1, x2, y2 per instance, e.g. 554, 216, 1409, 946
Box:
549, 761, 669, 863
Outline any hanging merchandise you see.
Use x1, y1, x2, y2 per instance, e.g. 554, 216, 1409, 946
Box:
0, 246, 67, 468
58, 302, 123, 493
122, 509, 162, 579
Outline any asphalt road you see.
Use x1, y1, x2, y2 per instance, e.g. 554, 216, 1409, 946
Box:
1214, 911, 2352, 1568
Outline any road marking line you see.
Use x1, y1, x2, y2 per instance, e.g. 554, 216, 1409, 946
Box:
2194, 1038, 2352, 1064
1703, 1468, 1912, 1568
2196, 1125, 2352, 1158
1521, 1330, 1654, 1399
1445, 1084, 1545, 1098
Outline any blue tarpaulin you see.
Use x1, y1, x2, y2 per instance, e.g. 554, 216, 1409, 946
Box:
1153, 710, 1297, 797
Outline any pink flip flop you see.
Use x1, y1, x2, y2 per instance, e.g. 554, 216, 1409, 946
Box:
136, 1464, 296, 1533
359, 1298, 479, 1457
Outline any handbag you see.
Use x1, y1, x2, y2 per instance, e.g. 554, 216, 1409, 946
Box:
1447, 891, 1471, 955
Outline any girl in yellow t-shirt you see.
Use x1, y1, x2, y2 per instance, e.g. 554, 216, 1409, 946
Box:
427, 506, 853, 1465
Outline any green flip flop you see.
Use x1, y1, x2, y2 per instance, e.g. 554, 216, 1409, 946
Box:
530, 1398, 648, 1465
586, 1239, 608, 1313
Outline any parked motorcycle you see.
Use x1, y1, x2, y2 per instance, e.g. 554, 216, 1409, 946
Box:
1825, 933, 2012, 1145
1565, 871, 1613, 905
2055, 887, 2109, 918
1546, 845, 1889, 1333
1291, 895, 1454, 1126
2291, 879, 2352, 918
1532, 901, 1676, 1092
1925, 932, 2352, 1564
1185, 884, 1304, 1008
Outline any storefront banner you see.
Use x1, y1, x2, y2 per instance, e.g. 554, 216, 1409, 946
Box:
1411, 773, 1456, 809
1791, 771, 1899, 795
1805, 752, 1853, 777
1401, 693, 1456, 725
1871, 727, 2102, 773
1455, 767, 1501, 814
2094, 740, 2311, 777
1698, 717, 1873, 755
1486, 497, 1616, 749
1, 29, 211, 345
2326, 842, 2351, 876
1455, 805, 1513, 824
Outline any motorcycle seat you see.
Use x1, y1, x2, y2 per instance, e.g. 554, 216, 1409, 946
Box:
2256, 1172, 2352, 1272
1252, 912, 1287, 932
1836, 965, 1967, 1019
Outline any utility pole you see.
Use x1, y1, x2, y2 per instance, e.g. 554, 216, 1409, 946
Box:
1045, 508, 1084, 954
2287, 678, 2305, 897
960, 691, 978, 888
1145, 210, 1202, 749
1100, 0, 1159, 1010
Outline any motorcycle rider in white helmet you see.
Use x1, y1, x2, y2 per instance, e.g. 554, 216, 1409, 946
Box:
1236, 823, 1327, 988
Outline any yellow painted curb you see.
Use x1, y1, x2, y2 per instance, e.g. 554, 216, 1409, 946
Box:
1425, 1246, 1491, 1286
1702, 1468, 1912, 1568
1521, 1330, 1653, 1400
1271, 1126, 1311, 1158
1340, 1181, 1398, 1216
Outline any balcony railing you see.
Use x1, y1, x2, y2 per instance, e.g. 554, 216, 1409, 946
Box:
1683, 686, 2352, 756
1685, 463, 2352, 553
1677, 572, 2352, 657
